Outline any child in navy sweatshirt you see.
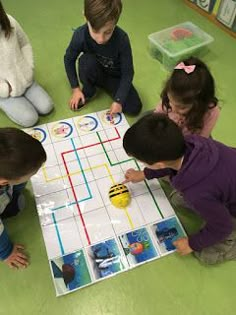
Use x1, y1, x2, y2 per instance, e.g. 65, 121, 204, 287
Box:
64, 0, 142, 115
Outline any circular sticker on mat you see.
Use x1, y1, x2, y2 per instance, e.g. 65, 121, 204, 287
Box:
51, 121, 73, 138
101, 111, 122, 125
29, 127, 47, 143
76, 115, 98, 132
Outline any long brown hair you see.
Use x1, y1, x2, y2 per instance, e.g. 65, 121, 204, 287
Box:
160, 57, 218, 133
0, 1, 13, 38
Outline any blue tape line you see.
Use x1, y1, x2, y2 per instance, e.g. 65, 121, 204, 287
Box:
52, 197, 91, 212
70, 138, 92, 198
50, 138, 93, 255
52, 213, 65, 255
51, 140, 93, 212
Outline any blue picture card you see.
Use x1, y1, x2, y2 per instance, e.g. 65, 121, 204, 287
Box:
119, 227, 158, 266
50, 249, 92, 296
151, 216, 186, 254
86, 238, 125, 280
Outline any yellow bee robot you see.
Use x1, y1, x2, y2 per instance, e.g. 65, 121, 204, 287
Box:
109, 184, 131, 208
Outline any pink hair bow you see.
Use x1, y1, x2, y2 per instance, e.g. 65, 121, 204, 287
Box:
174, 62, 196, 74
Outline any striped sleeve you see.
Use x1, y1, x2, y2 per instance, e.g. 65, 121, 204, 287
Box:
0, 219, 13, 260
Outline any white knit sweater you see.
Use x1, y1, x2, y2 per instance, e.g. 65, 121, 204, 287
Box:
0, 15, 34, 98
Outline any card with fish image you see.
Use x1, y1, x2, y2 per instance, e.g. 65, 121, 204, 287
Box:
86, 238, 127, 280
150, 216, 186, 255
119, 227, 158, 266
50, 249, 92, 296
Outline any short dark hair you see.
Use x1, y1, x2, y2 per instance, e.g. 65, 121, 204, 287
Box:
84, 0, 122, 30
0, 1, 13, 38
161, 57, 218, 133
123, 113, 185, 165
0, 128, 46, 180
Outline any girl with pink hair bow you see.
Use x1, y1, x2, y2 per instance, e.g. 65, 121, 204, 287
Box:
155, 57, 220, 137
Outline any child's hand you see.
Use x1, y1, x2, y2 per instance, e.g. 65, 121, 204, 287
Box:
123, 169, 145, 184
110, 102, 122, 115
173, 237, 193, 255
4, 244, 29, 269
69, 88, 85, 110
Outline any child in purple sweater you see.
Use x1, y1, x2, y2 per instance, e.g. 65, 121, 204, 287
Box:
123, 113, 236, 265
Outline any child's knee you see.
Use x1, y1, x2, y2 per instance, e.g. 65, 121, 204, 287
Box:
26, 82, 54, 116
122, 88, 142, 116
19, 111, 39, 127
41, 102, 54, 115
194, 243, 236, 265
123, 99, 142, 116
9, 110, 39, 128
194, 249, 222, 265
37, 97, 54, 115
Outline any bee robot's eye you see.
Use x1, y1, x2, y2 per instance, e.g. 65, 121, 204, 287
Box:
109, 184, 131, 208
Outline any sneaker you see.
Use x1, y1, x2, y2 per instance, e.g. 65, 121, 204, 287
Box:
76, 93, 96, 110
76, 97, 89, 110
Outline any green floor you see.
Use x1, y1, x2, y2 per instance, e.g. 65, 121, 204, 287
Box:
1, 0, 236, 314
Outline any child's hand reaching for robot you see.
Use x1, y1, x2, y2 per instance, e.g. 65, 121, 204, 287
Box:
123, 169, 145, 184
4, 244, 29, 269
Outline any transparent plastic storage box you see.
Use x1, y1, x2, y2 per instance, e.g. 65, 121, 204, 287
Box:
148, 22, 214, 70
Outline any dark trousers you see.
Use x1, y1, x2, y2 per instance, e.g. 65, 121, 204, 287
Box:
78, 53, 142, 115
1, 183, 26, 219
